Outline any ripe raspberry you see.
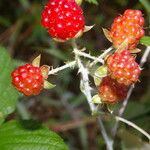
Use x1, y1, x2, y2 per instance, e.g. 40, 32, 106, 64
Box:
110, 9, 145, 49
11, 64, 44, 96
41, 0, 85, 41
98, 76, 128, 103
107, 50, 141, 86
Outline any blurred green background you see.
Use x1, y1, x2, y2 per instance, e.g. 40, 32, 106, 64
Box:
0, 0, 150, 149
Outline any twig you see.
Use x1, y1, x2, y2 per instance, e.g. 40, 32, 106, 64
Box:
112, 46, 150, 138
74, 48, 96, 112
115, 116, 150, 141
73, 48, 104, 64
48, 61, 76, 75
140, 46, 150, 67
98, 118, 113, 150
112, 85, 134, 136
72, 39, 113, 150
90, 46, 113, 67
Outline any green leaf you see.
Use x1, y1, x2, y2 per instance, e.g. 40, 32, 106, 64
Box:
94, 66, 107, 86
44, 80, 56, 89
85, 0, 98, 5
0, 120, 68, 150
140, 36, 150, 46
0, 46, 19, 125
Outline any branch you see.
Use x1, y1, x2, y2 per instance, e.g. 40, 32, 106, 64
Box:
72, 40, 113, 150
73, 48, 104, 64
115, 116, 150, 141
48, 61, 76, 75
98, 118, 113, 150
74, 48, 96, 112
90, 46, 113, 67
112, 85, 134, 136
112, 46, 150, 138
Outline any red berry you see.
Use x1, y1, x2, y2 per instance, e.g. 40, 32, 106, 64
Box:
11, 64, 44, 96
107, 50, 141, 86
41, 0, 85, 41
110, 9, 145, 49
98, 76, 128, 103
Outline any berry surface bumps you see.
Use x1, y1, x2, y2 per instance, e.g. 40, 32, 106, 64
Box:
41, 0, 85, 41
98, 76, 128, 103
110, 9, 145, 49
11, 64, 44, 96
107, 50, 141, 86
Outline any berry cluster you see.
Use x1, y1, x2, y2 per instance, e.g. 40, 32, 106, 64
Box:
11, 64, 44, 96
11, 6, 145, 103
107, 50, 141, 86
110, 9, 145, 49
41, 0, 85, 41
98, 9, 144, 104
98, 76, 128, 103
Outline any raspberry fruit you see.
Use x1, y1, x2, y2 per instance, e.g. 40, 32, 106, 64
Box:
107, 50, 141, 86
41, 0, 85, 41
11, 64, 44, 96
110, 9, 145, 49
98, 76, 128, 103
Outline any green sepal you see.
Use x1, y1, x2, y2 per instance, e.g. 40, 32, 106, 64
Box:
44, 80, 56, 89
92, 94, 102, 104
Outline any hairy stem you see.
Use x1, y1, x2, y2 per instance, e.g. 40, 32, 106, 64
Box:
72, 39, 113, 150
73, 48, 104, 64
48, 61, 76, 75
90, 46, 113, 67
115, 116, 150, 141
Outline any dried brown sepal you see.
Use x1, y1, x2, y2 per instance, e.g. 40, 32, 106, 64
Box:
102, 28, 112, 42
32, 55, 41, 67
40, 65, 50, 79
129, 48, 141, 54
83, 25, 95, 33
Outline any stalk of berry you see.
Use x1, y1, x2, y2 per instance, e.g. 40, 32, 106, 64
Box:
41, 0, 85, 41
11, 55, 55, 96
104, 9, 145, 49
98, 76, 128, 103
106, 50, 141, 86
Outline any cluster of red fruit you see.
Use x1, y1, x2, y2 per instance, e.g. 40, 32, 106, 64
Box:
11, 0, 85, 96
98, 9, 145, 104
11, 0, 145, 100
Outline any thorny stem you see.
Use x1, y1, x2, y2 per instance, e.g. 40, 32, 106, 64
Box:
112, 46, 150, 141
112, 85, 134, 137
73, 45, 96, 112
48, 45, 112, 75
98, 118, 113, 150
115, 116, 150, 141
72, 39, 113, 150
48, 61, 76, 75
90, 46, 113, 67
73, 48, 104, 64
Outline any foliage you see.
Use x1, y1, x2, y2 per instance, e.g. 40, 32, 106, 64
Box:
0, 120, 68, 150
0, 47, 19, 125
